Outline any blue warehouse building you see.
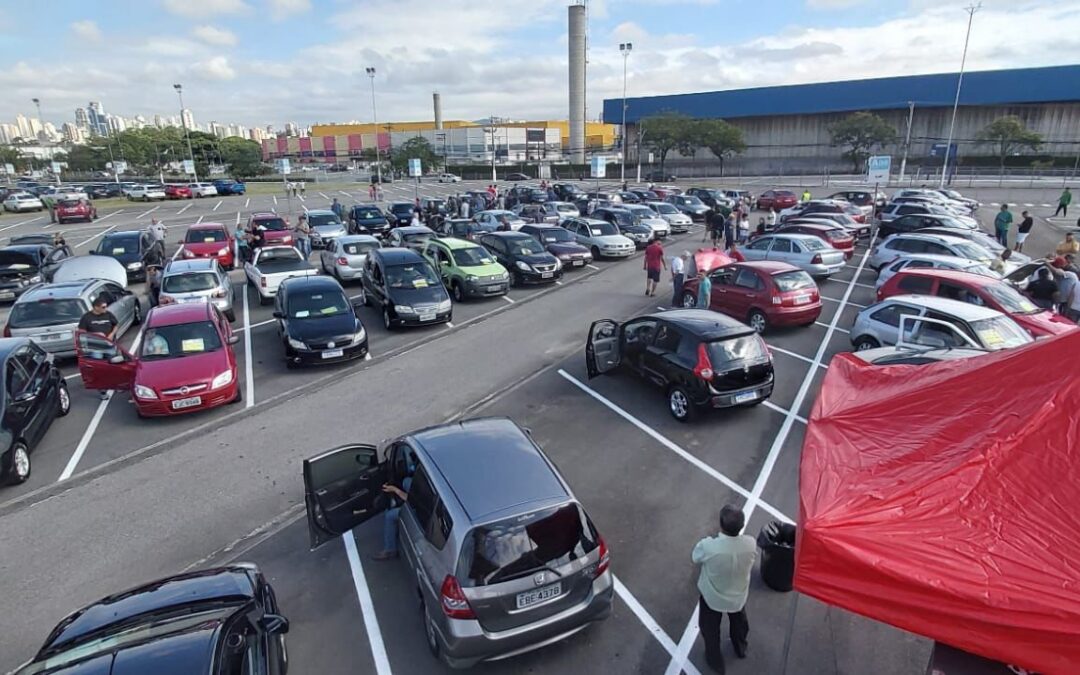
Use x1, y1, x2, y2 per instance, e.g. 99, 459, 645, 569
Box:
602, 65, 1080, 174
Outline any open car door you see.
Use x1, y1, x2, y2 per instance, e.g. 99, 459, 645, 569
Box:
303, 444, 387, 550
74, 330, 136, 391
586, 319, 621, 378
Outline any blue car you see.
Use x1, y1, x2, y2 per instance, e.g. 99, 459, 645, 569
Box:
213, 179, 246, 195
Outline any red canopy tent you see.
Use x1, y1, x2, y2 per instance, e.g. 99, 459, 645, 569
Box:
796, 332, 1080, 675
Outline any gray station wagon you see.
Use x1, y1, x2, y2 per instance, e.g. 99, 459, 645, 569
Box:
302, 417, 613, 669
7, 279, 141, 357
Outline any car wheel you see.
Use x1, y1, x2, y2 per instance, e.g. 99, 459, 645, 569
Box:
452, 281, 464, 302
422, 601, 441, 658
668, 386, 696, 423
854, 336, 880, 351
591, 246, 601, 259
132, 302, 143, 325
225, 308, 236, 322
383, 308, 393, 330
57, 381, 71, 417
6, 442, 30, 485
230, 387, 242, 404
509, 272, 519, 288
682, 292, 697, 309
748, 309, 768, 334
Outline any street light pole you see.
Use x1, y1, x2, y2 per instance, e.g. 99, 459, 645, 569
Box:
619, 43, 632, 183
31, 98, 44, 141
898, 101, 915, 182
365, 67, 383, 188
940, 3, 980, 188
173, 83, 199, 183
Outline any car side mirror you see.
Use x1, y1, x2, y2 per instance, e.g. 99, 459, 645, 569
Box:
227, 334, 240, 345
109, 354, 125, 364
259, 614, 290, 635
272, 311, 283, 319
14, 390, 37, 403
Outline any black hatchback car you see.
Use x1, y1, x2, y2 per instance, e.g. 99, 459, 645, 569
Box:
91, 230, 156, 281
0, 338, 70, 485
479, 231, 563, 286
274, 276, 368, 368
348, 205, 391, 238
586, 310, 774, 422
518, 224, 593, 268
358, 247, 452, 330
387, 201, 417, 227
13, 564, 289, 675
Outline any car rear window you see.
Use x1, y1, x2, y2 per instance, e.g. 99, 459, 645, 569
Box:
824, 230, 849, 241
9, 299, 86, 328
58, 200, 81, 207
773, 271, 815, 292
185, 229, 227, 243
969, 316, 1032, 350
457, 503, 599, 587
800, 238, 828, 251
706, 334, 768, 365
163, 272, 219, 293
343, 241, 379, 256
255, 218, 288, 231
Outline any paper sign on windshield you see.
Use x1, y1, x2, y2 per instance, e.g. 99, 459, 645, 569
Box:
412, 279, 428, 288
180, 338, 206, 352
112, 248, 126, 255
591, 229, 603, 236
320, 306, 337, 314
976, 329, 1004, 347
294, 310, 310, 318
204, 237, 216, 243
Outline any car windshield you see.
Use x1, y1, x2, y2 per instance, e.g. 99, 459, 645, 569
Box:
390, 204, 413, 214
386, 263, 439, 289
609, 211, 637, 227
140, 321, 223, 360
162, 272, 219, 293
452, 247, 496, 266
538, 228, 574, 243
354, 209, 382, 220
589, 222, 618, 236
773, 271, 816, 292
457, 503, 598, 587
707, 334, 768, 364
9, 298, 86, 328
58, 199, 81, 207
952, 241, 992, 260
402, 232, 432, 244
681, 197, 704, 206
342, 241, 379, 256
308, 214, 341, 228
554, 203, 576, 213
969, 316, 1032, 350
255, 217, 288, 231
185, 229, 227, 243
626, 206, 652, 217
984, 282, 1040, 314
652, 203, 678, 214
289, 290, 349, 319
512, 238, 546, 255
97, 235, 140, 255
966, 263, 999, 278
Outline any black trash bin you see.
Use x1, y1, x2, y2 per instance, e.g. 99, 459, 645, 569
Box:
757, 521, 796, 592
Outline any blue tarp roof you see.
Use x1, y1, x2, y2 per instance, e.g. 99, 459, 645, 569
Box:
602, 65, 1080, 124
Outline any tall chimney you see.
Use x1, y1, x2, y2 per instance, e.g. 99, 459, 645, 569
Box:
568, 4, 587, 163
433, 92, 443, 130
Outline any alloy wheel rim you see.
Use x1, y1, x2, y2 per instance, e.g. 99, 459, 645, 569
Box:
751, 314, 766, 333
14, 446, 29, 478
59, 386, 70, 412
683, 294, 696, 308
670, 390, 688, 418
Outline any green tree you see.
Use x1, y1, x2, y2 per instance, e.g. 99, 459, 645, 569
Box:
390, 136, 440, 173
0, 146, 24, 172
976, 115, 1043, 170
217, 136, 269, 179
640, 111, 693, 174
828, 111, 895, 172
698, 119, 746, 174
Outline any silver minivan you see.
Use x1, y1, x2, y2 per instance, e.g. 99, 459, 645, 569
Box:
160, 259, 235, 322
303, 417, 613, 669
7, 279, 141, 357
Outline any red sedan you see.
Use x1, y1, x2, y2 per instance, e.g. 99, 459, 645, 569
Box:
247, 213, 294, 247
755, 189, 798, 211
55, 198, 97, 224
877, 268, 1076, 338
75, 303, 240, 417
180, 222, 236, 269
775, 222, 854, 260
681, 261, 821, 333
164, 184, 193, 199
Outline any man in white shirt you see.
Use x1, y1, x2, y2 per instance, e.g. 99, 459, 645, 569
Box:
692, 504, 756, 672
671, 250, 688, 307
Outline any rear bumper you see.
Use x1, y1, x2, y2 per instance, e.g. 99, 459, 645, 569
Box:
134, 381, 238, 417
439, 573, 614, 669
705, 380, 774, 408
0, 286, 31, 302
807, 262, 845, 277
770, 304, 822, 327
334, 265, 364, 280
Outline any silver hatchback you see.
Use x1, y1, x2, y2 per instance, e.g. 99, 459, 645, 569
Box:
319, 234, 381, 282
160, 259, 235, 322
741, 233, 846, 277
302, 417, 613, 669
7, 279, 141, 357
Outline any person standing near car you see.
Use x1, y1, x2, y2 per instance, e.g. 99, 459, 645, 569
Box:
693, 505, 756, 673
1055, 232, 1080, 257
671, 250, 688, 307
994, 204, 1013, 248
800, 189, 811, 203
697, 269, 712, 309
1014, 211, 1034, 252
1054, 187, 1071, 218
331, 198, 344, 220
644, 238, 666, 297
148, 217, 167, 257
294, 214, 311, 259
146, 264, 163, 307
78, 297, 120, 400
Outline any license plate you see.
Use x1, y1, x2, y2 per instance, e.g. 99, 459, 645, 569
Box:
0, 292, 13, 299
40, 333, 67, 341
171, 396, 202, 410
321, 349, 344, 359
516, 582, 562, 609
419, 312, 436, 322
572, 260, 584, 266
541, 272, 553, 279
734, 391, 758, 404
793, 295, 811, 305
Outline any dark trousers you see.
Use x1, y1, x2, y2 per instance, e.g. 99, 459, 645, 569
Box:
1055, 204, 1068, 217
672, 272, 684, 307
698, 595, 748, 674
995, 228, 1008, 247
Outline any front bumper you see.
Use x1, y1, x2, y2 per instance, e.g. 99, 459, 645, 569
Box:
516, 268, 564, 285
287, 339, 368, 366
391, 309, 453, 327
598, 247, 634, 258
556, 255, 593, 269
0, 285, 33, 302
134, 380, 238, 417
465, 280, 510, 297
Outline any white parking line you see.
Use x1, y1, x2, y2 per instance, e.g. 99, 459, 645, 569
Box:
319, 192, 330, 199
0, 217, 42, 233
614, 576, 702, 675
237, 318, 274, 332
821, 295, 866, 309
177, 203, 193, 215
767, 344, 826, 368
815, 321, 850, 333
339, 190, 351, 197
364, 352, 372, 361
761, 400, 808, 425
135, 205, 159, 219
1024, 203, 1034, 207
555, 280, 563, 285
445, 321, 455, 328
244, 197, 251, 208
242, 286, 255, 408
298, 195, 306, 203
74, 223, 119, 248
273, 195, 278, 205
236, 211, 241, 225
195, 215, 205, 224
172, 245, 184, 260
212, 200, 223, 211
342, 534, 393, 675
586, 264, 600, 270
501, 295, 515, 304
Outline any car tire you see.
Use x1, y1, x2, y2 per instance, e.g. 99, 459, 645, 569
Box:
451, 281, 464, 302
6, 442, 31, 485
682, 292, 697, 309
132, 302, 143, 326
591, 246, 601, 259
668, 386, 697, 423
854, 336, 880, 351
509, 272, 519, 288
230, 388, 242, 404
57, 381, 71, 417
225, 308, 236, 322
748, 309, 768, 334
422, 600, 441, 659
383, 308, 393, 331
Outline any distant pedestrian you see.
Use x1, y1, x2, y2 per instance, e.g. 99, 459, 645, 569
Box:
235, 222, 250, 264
644, 238, 666, 297
461, 199, 470, 219
331, 198, 344, 219
497, 193, 506, 210
146, 264, 163, 307
800, 189, 811, 202
738, 214, 750, 244
368, 183, 376, 200
299, 181, 306, 196
1015, 211, 1034, 252
294, 214, 311, 259
410, 212, 422, 227
147, 217, 167, 259
756, 217, 766, 237
622, 181, 628, 191
671, 250, 688, 307
1054, 188, 1072, 218
723, 214, 735, 248
79, 297, 120, 400
994, 204, 1013, 248
767, 208, 777, 229
46, 195, 56, 224
697, 269, 712, 309
693, 505, 756, 674
990, 248, 1012, 274
1055, 232, 1080, 257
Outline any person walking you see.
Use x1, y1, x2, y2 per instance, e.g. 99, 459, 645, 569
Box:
800, 189, 811, 203
234, 222, 251, 265
1055, 232, 1080, 257
78, 297, 120, 400
696, 269, 712, 309
738, 214, 750, 244
755, 217, 767, 238
368, 183, 376, 201
723, 213, 736, 249
767, 208, 777, 230
1014, 211, 1034, 252
703, 208, 716, 243
331, 198, 344, 220
146, 264, 163, 308
1054, 187, 1072, 218
294, 214, 311, 259
461, 198, 470, 219
410, 211, 423, 227
993, 204, 1013, 248
147, 217, 167, 259
299, 180, 306, 196
643, 238, 666, 297
671, 250, 688, 307
693, 505, 756, 674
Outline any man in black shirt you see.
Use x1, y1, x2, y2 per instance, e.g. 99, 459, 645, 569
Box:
1025, 267, 1059, 310
1014, 210, 1034, 253
78, 297, 120, 400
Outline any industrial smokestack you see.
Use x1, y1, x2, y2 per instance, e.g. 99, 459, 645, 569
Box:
568, 4, 586, 163
433, 92, 443, 130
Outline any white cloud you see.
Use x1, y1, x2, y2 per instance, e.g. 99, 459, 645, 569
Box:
70, 20, 102, 42
192, 25, 237, 46
267, 0, 311, 20
192, 56, 237, 81
162, 0, 251, 18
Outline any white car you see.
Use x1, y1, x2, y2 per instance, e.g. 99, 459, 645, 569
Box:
3, 193, 45, 212
188, 183, 219, 198
38, 187, 86, 202
875, 253, 1000, 290
127, 185, 166, 201
869, 232, 997, 271
437, 173, 462, 183
548, 201, 580, 220
623, 204, 670, 238
243, 245, 318, 305
646, 201, 692, 233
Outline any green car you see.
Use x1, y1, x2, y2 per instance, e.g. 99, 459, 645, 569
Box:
421, 237, 510, 301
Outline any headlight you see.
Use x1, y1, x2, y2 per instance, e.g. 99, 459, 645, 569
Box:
134, 384, 157, 400
352, 325, 366, 344
437, 299, 452, 312
466, 275, 478, 282
210, 370, 233, 389
183, 249, 195, 258
394, 304, 415, 315
126, 262, 143, 270
499, 272, 509, 281
28, 275, 41, 283
557, 254, 570, 261
287, 337, 307, 350
217, 247, 229, 256
515, 260, 530, 271
282, 235, 293, 243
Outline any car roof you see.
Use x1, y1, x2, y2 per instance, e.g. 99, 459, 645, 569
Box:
646, 308, 756, 340
412, 417, 568, 522
485, 231, 530, 240
165, 259, 217, 273
395, 225, 434, 234
306, 209, 335, 216
878, 294, 1004, 320
735, 261, 802, 274
187, 222, 226, 230
885, 232, 971, 245
2, 244, 43, 254
778, 222, 840, 233
250, 212, 281, 219
146, 302, 215, 327
281, 275, 342, 292
851, 345, 987, 365
432, 237, 479, 250
887, 252, 978, 265
891, 268, 998, 286
763, 233, 822, 244
337, 234, 380, 243
103, 229, 143, 238
375, 247, 424, 263
20, 280, 97, 301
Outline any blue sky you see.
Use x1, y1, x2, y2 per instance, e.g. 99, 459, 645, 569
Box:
1, 0, 1078, 130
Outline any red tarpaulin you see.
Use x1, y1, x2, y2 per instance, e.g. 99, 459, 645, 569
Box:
796, 332, 1080, 675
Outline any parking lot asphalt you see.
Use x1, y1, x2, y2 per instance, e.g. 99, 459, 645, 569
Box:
0, 178, 1068, 674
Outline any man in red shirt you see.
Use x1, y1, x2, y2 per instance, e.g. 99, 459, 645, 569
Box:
644, 238, 666, 297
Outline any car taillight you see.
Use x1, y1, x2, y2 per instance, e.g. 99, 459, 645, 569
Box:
440, 575, 475, 619
183, 249, 195, 258
595, 536, 610, 578
811, 254, 823, 264
336, 257, 348, 265
693, 343, 714, 381
772, 296, 782, 305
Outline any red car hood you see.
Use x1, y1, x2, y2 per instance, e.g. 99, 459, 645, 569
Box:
263, 230, 291, 242
1014, 310, 1077, 337
184, 240, 229, 254
135, 350, 232, 391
